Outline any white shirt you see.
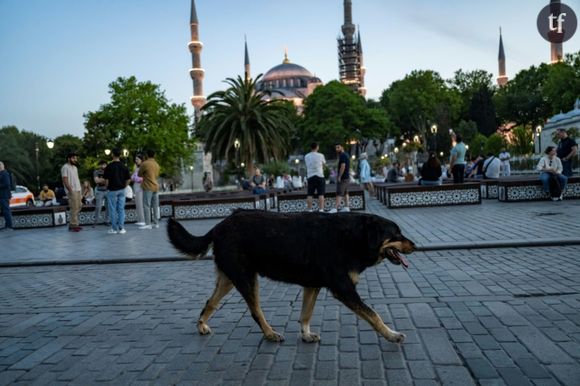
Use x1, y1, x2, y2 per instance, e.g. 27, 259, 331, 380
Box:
483, 157, 501, 179
499, 151, 511, 164
61, 163, 81, 193
537, 156, 563, 174
304, 151, 326, 178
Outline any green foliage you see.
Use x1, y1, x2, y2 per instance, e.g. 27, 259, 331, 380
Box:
509, 126, 534, 156
455, 120, 478, 145
299, 81, 391, 155
401, 142, 423, 153
381, 70, 460, 146
198, 75, 296, 172
551, 127, 580, 143
83, 76, 192, 179
261, 160, 291, 177
468, 133, 488, 158
484, 133, 505, 155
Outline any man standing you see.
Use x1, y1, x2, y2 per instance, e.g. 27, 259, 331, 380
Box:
450, 134, 467, 183
138, 150, 160, 230
499, 148, 511, 177
0, 161, 14, 231
103, 149, 131, 234
93, 160, 109, 226
556, 128, 578, 177
61, 152, 82, 232
304, 142, 326, 212
330, 143, 351, 213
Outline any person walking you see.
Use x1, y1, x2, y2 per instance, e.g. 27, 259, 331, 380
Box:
450, 133, 467, 183
138, 150, 160, 230
93, 160, 109, 226
61, 152, 82, 232
131, 154, 145, 226
0, 161, 14, 231
103, 148, 131, 234
556, 128, 578, 177
358, 152, 374, 195
329, 143, 351, 213
304, 142, 326, 212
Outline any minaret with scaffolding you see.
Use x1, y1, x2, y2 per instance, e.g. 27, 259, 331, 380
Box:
338, 0, 366, 96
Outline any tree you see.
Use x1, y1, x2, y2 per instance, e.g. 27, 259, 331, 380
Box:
298, 81, 391, 155
484, 133, 505, 156
509, 126, 534, 156
381, 70, 460, 150
198, 75, 296, 172
83, 76, 192, 179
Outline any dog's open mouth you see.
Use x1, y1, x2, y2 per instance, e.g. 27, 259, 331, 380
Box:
385, 249, 409, 269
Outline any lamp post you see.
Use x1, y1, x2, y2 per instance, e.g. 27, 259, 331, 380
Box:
46, 139, 54, 149
35, 143, 40, 192
189, 165, 194, 192
536, 125, 542, 154
430, 124, 438, 152
104, 149, 111, 156
234, 139, 240, 178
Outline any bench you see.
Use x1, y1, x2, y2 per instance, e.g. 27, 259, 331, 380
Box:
375, 182, 481, 208
172, 195, 261, 220
498, 176, 580, 202
277, 186, 366, 213
0, 206, 68, 229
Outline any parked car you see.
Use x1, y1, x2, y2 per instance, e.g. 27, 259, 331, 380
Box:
10, 185, 35, 208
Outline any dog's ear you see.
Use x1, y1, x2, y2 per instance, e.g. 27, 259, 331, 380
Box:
366, 217, 384, 251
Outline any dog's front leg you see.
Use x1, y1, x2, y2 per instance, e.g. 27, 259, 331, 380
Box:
331, 285, 405, 344
300, 287, 321, 343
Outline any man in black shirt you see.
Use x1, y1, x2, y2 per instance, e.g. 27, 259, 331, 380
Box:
330, 143, 351, 213
104, 148, 131, 234
556, 128, 578, 177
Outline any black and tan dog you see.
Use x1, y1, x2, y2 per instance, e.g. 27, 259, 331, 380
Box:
167, 209, 415, 344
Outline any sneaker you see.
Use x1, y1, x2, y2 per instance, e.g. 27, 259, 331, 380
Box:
107, 229, 118, 234
318, 209, 325, 213
139, 225, 153, 230
340, 207, 351, 212
551, 197, 559, 201
118, 228, 126, 234
153, 224, 159, 229
559, 195, 564, 201
329, 208, 338, 213
134, 222, 145, 226
68, 226, 81, 232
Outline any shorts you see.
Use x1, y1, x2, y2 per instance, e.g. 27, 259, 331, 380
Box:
307, 176, 325, 197
336, 179, 349, 196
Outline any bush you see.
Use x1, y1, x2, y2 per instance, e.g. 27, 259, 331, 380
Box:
261, 160, 291, 177
484, 133, 505, 155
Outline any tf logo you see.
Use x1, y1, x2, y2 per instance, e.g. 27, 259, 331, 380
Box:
537, 2, 577, 44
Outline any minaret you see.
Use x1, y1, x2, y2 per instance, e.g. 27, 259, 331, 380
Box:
497, 28, 508, 87
550, 0, 564, 63
188, 0, 205, 120
244, 36, 250, 82
357, 30, 367, 96
338, 0, 364, 96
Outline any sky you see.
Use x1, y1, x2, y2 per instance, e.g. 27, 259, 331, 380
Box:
1, 0, 579, 140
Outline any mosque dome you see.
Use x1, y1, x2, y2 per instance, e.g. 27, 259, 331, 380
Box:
256, 52, 322, 99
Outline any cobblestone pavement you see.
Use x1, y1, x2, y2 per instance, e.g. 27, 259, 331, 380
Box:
0, 197, 579, 385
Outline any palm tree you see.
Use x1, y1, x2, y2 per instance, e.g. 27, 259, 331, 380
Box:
198, 75, 295, 173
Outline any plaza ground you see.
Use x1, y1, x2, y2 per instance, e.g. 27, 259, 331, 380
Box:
0, 197, 579, 385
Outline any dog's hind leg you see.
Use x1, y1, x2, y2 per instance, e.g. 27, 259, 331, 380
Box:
331, 283, 405, 344
198, 269, 233, 335
235, 273, 285, 342
300, 287, 321, 343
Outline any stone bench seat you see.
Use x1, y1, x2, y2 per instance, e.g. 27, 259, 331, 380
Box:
375, 182, 481, 209
276, 186, 366, 213
498, 176, 580, 202
1, 206, 68, 229
172, 195, 262, 220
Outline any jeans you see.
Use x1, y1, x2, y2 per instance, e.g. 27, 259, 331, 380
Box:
539, 172, 568, 194
107, 189, 126, 231
562, 159, 573, 177
133, 184, 145, 224
0, 198, 13, 229
94, 189, 108, 224
452, 164, 465, 183
143, 190, 159, 226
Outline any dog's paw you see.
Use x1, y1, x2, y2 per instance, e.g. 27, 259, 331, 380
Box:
301, 332, 321, 343
197, 322, 212, 335
388, 332, 406, 344
265, 331, 285, 342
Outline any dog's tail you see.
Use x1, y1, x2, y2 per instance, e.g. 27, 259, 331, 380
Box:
167, 218, 213, 259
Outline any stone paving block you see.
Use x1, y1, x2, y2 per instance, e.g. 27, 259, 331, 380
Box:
408, 303, 440, 328
465, 357, 500, 379
8, 336, 75, 370
385, 368, 413, 386
420, 328, 462, 365
485, 349, 516, 368
473, 334, 501, 350
314, 360, 337, 380
436, 365, 477, 386
513, 357, 551, 379
360, 345, 381, 361
497, 367, 534, 386
402, 343, 427, 361
448, 329, 473, 343
339, 352, 359, 369
546, 364, 580, 386
407, 360, 436, 379
455, 343, 484, 359
361, 360, 384, 379
510, 326, 574, 364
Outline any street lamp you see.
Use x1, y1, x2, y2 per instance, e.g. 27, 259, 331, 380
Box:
430, 124, 438, 152
46, 139, 54, 149
536, 125, 542, 154
122, 149, 129, 158
104, 149, 111, 156
234, 139, 240, 178
189, 165, 194, 192
35, 143, 40, 192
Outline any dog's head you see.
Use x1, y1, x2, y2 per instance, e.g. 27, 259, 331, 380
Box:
366, 215, 416, 269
